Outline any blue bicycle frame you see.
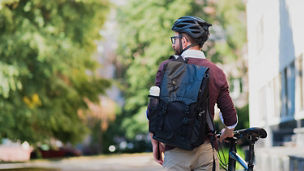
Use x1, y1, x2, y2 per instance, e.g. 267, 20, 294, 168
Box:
219, 127, 267, 171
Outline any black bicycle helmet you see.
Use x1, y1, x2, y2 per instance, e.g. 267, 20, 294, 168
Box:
172, 16, 212, 45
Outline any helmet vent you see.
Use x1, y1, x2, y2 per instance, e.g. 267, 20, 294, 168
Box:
192, 31, 201, 34
183, 20, 195, 24
177, 24, 187, 28
190, 26, 199, 30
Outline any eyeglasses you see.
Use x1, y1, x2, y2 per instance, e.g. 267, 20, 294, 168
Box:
170, 35, 182, 44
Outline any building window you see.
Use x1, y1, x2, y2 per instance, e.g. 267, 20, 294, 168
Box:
295, 54, 303, 112
280, 61, 296, 118
287, 62, 296, 116
280, 68, 288, 117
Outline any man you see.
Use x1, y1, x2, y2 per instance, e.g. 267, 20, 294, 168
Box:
149, 16, 238, 171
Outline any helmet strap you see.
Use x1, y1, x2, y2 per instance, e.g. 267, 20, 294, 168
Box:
180, 43, 198, 54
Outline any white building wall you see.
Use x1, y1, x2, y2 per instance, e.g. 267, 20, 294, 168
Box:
247, 0, 280, 128
247, 0, 304, 170
247, 0, 304, 129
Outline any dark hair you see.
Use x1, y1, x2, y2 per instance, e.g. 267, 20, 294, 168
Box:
182, 33, 203, 48
172, 16, 212, 48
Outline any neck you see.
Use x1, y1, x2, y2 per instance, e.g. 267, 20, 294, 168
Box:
189, 47, 200, 50
185, 45, 200, 51
183, 41, 200, 50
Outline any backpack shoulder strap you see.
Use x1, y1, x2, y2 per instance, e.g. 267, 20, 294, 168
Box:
169, 55, 187, 63
197, 70, 215, 133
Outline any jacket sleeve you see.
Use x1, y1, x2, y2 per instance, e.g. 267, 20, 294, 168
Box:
154, 60, 170, 86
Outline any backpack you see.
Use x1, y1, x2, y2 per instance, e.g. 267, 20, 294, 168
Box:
148, 56, 213, 150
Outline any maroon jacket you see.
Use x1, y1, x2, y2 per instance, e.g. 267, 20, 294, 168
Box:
154, 58, 237, 128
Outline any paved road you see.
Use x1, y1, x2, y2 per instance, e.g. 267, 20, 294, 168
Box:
0, 153, 165, 171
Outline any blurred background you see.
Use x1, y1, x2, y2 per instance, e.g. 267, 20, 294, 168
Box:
0, 0, 303, 170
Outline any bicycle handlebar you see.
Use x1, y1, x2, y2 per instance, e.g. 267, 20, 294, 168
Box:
216, 127, 267, 140
216, 127, 267, 170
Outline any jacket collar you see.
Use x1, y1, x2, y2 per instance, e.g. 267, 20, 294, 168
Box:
175, 49, 206, 60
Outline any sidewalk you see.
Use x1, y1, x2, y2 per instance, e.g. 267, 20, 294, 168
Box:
0, 153, 165, 171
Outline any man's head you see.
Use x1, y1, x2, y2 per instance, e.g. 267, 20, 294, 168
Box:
171, 16, 212, 55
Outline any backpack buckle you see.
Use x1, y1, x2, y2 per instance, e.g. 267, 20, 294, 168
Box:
198, 110, 205, 117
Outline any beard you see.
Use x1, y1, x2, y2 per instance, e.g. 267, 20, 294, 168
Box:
174, 48, 181, 55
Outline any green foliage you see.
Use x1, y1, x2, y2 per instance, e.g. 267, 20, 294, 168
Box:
0, 0, 110, 144
115, 0, 193, 139
235, 104, 249, 130
215, 104, 249, 131
114, 0, 246, 140
218, 146, 246, 170
213, 0, 247, 63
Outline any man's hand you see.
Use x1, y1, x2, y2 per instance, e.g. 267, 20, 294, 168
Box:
219, 127, 234, 143
150, 133, 165, 165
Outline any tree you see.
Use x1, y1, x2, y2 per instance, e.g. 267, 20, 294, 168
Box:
0, 0, 110, 144
115, 0, 193, 139
113, 0, 247, 141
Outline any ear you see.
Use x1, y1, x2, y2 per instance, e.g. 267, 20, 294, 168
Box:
182, 37, 188, 48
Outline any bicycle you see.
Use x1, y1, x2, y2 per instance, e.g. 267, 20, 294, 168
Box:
216, 127, 267, 171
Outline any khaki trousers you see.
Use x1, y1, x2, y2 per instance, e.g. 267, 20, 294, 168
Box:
163, 141, 220, 171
